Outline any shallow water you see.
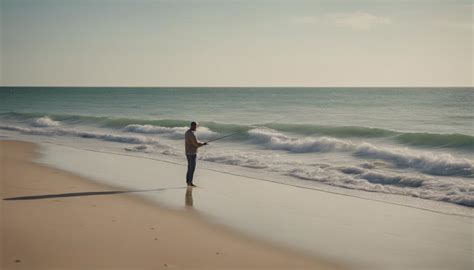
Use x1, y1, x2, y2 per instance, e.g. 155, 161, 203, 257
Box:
35, 142, 473, 270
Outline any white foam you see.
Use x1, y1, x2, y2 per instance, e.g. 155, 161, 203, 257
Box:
200, 151, 269, 169
248, 128, 354, 152
0, 125, 163, 145
355, 143, 473, 176
123, 124, 218, 140
124, 144, 177, 156
359, 171, 426, 187
124, 145, 153, 153
247, 128, 473, 177
31, 116, 59, 127
289, 166, 474, 207
2, 123, 473, 207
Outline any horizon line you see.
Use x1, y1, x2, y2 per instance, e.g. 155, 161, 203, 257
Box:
1, 85, 473, 88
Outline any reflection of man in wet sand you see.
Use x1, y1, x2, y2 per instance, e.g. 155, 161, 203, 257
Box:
185, 186, 193, 207
184, 122, 207, 187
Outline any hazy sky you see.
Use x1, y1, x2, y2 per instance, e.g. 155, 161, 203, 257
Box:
1, 0, 472, 86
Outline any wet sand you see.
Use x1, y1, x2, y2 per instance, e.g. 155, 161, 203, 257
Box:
0, 140, 342, 270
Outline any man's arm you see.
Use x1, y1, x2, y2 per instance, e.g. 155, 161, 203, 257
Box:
191, 132, 207, 147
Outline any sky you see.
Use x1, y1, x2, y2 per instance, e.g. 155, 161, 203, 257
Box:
0, 0, 472, 87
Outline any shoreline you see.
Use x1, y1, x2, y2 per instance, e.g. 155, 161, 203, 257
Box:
1, 140, 342, 269
2, 138, 473, 269
2, 130, 471, 218
35, 139, 474, 270
38, 140, 474, 218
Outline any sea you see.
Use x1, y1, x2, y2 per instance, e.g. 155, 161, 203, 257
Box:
1, 87, 473, 211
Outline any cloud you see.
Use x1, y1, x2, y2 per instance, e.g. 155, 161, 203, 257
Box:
327, 12, 391, 30
441, 22, 474, 31
292, 12, 391, 31
291, 16, 320, 25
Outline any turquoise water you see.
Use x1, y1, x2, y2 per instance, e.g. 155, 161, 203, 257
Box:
1, 87, 473, 134
1, 87, 473, 207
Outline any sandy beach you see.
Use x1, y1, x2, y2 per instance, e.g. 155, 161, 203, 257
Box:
1, 140, 342, 270
1, 0, 472, 268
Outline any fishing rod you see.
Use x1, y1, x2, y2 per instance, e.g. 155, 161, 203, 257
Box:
204, 116, 286, 144
205, 129, 248, 144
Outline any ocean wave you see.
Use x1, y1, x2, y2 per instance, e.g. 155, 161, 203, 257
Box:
338, 166, 366, 174
354, 143, 473, 176
247, 128, 354, 152
266, 123, 397, 137
200, 152, 269, 169
359, 171, 426, 188
289, 166, 474, 207
123, 124, 218, 140
124, 145, 153, 153
0, 124, 165, 146
31, 116, 60, 127
2, 111, 473, 150
124, 144, 177, 155
0, 112, 109, 125
395, 132, 474, 149
247, 128, 473, 177
267, 122, 474, 149
2, 120, 473, 207
2, 117, 473, 178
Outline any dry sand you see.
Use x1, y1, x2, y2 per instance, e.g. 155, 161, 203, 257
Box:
0, 140, 342, 270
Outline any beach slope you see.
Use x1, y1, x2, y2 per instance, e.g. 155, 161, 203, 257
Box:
0, 140, 341, 270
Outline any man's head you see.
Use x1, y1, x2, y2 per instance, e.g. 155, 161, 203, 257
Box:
190, 121, 197, 131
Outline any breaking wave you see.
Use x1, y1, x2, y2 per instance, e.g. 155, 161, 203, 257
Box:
200, 151, 270, 169
0, 125, 165, 146
247, 128, 473, 177
31, 116, 60, 127
2, 118, 473, 178
395, 132, 474, 149
0, 117, 474, 207
354, 143, 473, 176
1, 112, 473, 150
247, 128, 354, 152
123, 124, 218, 140
289, 166, 474, 207
2, 112, 474, 208
124, 144, 177, 156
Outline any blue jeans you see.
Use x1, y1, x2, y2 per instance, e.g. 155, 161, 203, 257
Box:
186, 155, 197, 184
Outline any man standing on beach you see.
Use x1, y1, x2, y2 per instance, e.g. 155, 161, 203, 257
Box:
185, 122, 207, 187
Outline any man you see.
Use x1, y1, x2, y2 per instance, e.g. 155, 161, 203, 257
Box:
184, 122, 207, 187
